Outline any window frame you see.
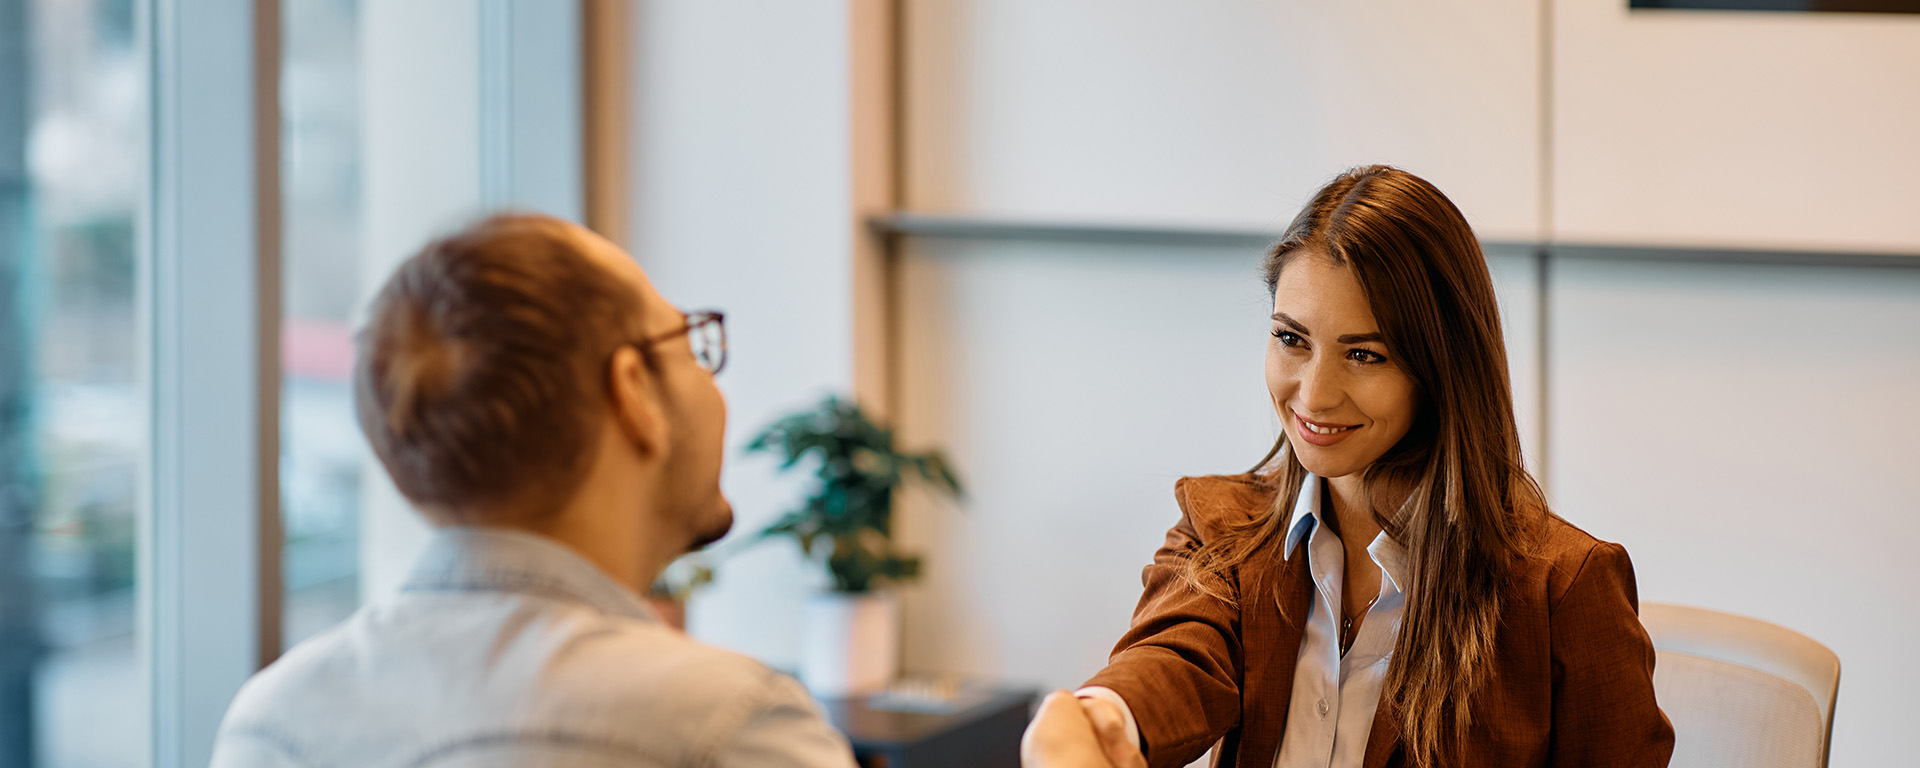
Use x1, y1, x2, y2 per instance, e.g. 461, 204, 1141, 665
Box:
140, 0, 586, 764
144, 0, 280, 765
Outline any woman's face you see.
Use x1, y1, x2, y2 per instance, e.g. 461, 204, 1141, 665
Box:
1267, 252, 1418, 480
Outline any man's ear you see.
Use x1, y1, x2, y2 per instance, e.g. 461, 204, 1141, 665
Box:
607, 345, 668, 460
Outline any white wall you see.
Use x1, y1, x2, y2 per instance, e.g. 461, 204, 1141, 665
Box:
904, 0, 1546, 241
1543, 5, 1920, 765
611, 4, 1919, 764
889, 2, 1920, 767
1548, 257, 1920, 768
893, 0, 1550, 695
893, 239, 1277, 688
1553, 1, 1920, 253
626, 2, 856, 671
894, 241, 1542, 694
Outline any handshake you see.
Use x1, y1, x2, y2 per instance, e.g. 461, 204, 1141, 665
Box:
1021, 690, 1150, 768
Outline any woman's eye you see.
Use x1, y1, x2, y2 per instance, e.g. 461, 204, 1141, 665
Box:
1348, 349, 1387, 364
1272, 329, 1306, 348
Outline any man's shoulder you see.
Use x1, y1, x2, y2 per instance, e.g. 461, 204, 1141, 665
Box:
215, 610, 378, 762
513, 610, 848, 763
235, 594, 789, 702
548, 615, 801, 706
217, 595, 839, 766
223, 614, 363, 715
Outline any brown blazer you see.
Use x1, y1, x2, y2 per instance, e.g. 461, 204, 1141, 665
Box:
1084, 473, 1675, 768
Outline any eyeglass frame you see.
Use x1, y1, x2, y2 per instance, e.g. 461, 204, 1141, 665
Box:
631, 310, 727, 375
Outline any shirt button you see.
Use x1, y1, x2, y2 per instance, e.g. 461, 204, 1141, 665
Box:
1317, 698, 1330, 717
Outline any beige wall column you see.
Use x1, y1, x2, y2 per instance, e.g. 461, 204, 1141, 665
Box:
584, 0, 631, 248
851, 0, 899, 420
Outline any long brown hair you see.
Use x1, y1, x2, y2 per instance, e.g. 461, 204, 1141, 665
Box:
1186, 166, 1545, 767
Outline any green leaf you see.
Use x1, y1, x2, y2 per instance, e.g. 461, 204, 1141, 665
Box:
733, 394, 967, 591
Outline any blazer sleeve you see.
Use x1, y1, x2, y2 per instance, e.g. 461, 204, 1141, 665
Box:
1548, 541, 1676, 768
1082, 481, 1245, 768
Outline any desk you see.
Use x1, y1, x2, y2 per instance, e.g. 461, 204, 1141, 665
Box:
818, 687, 1037, 768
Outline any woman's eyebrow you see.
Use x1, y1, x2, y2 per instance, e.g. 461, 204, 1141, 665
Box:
1274, 312, 1383, 345
1271, 312, 1309, 334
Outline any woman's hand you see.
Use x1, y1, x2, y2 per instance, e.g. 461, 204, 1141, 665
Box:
1021, 690, 1147, 768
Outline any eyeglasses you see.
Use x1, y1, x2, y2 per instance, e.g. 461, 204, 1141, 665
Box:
633, 310, 727, 375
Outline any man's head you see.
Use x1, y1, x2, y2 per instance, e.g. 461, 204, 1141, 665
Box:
354, 213, 732, 560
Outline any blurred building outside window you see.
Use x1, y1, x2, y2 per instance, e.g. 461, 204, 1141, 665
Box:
278, 0, 365, 651
0, 1, 582, 764
1, 0, 149, 766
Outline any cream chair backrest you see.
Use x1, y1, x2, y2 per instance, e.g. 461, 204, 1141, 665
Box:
1639, 602, 1840, 768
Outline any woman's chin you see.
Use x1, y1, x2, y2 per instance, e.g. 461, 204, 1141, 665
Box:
1292, 446, 1370, 480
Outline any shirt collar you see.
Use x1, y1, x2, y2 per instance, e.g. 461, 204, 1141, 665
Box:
401, 526, 659, 623
1369, 530, 1411, 595
1281, 473, 1412, 593
1282, 473, 1322, 558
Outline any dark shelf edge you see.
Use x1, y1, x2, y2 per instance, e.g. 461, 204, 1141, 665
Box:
873, 212, 1281, 249
872, 212, 1920, 270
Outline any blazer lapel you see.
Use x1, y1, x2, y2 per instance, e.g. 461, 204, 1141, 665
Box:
1233, 544, 1316, 766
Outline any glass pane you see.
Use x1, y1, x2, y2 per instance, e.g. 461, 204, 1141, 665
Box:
1, 0, 149, 766
279, 0, 365, 649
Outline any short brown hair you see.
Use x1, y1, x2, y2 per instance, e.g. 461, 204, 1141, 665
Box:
353, 213, 643, 523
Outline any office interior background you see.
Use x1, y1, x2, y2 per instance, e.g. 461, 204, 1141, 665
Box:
1, 0, 1916, 766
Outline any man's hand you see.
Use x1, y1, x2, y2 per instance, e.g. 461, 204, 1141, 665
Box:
1074, 695, 1140, 767
1021, 690, 1147, 768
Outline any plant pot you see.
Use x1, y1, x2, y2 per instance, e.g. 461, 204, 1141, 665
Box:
801, 591, 898, 697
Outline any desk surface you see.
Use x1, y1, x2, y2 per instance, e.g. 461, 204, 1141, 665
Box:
818, 687, 1037, 768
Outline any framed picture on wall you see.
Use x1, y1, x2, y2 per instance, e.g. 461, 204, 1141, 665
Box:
1631, 0, 1920, 12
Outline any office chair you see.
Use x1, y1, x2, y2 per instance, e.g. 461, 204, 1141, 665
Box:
1639, 602, 1840, 768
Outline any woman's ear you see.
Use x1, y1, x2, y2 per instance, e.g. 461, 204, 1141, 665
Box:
606, 345, 668, 460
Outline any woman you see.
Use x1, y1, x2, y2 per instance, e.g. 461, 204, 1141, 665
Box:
1026, 166, 1673, 768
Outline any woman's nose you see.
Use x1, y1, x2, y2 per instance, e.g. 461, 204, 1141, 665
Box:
1294, 354, 1345, 414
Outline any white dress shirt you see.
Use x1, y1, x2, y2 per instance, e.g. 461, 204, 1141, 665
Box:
1080, 473, 1409, 768
210, 527, 857, 768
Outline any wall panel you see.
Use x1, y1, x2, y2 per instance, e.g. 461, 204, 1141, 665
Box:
1547, 257, 1920, 767
904, 0, 1545, 240
1553, 1, 1920, 253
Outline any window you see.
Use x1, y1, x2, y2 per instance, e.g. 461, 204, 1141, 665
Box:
0, 2, 586, 763
279, 0, 364, 651
1, 0, 149, 765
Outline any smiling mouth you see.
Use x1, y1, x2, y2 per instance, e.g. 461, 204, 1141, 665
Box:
1295, 414, 1361, 436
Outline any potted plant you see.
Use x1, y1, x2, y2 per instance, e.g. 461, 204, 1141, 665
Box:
745, 395, 963, 696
